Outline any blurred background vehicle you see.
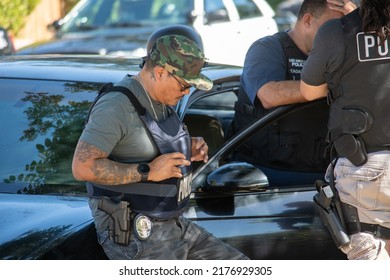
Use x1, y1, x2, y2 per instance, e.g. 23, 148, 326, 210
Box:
16, 0, 280, 66
277, 0, 302, 17
274, 0, 361, 31
0, 27, 15, 55
273, 0, 301, 31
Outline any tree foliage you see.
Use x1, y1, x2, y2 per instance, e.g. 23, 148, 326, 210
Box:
0, 0, 40, 35
63, 0, 79, 14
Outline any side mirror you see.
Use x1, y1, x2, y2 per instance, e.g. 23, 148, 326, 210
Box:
204, 162, 268, 192
186, 11, 197, 24
47, 20, 61, 32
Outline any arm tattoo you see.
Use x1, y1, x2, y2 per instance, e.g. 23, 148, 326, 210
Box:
75, 141, 142, 185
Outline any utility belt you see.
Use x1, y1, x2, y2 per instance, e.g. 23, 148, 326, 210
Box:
329, 107, 390, 166
96, 196, 181, 245
340, 201, 390, 240
332, 133, 390, 167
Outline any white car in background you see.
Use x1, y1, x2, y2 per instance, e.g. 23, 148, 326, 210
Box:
17, 0, 278, 66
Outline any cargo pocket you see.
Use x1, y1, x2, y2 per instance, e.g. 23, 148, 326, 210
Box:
336, 161, 387, 210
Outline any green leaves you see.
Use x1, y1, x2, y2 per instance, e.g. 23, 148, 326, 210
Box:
0, 0, 40, 35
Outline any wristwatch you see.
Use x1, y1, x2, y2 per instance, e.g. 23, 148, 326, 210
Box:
137, 163, 150, 182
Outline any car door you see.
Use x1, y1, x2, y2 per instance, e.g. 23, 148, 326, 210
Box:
179, 84, 346, 259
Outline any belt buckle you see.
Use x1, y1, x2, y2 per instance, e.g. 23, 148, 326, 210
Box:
134, 214, 153, 240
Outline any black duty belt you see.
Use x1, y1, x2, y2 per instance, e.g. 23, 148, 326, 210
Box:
366, 146, 390, 153
359, 223, 390, 239
341, 201, 390, 239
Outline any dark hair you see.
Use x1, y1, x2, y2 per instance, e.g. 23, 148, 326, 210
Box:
297, 0, 328, 20
143, 55, 158, 71
360, 0, 390, 43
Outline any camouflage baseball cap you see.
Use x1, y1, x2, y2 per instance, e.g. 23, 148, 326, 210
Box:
149, 35, 213, 91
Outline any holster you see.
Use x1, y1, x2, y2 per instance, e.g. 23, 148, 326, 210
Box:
313, 180, 350, 248
97, 197, 131, 245
333, 134, 368, 166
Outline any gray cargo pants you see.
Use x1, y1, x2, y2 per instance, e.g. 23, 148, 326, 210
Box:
327, 151, 390, 260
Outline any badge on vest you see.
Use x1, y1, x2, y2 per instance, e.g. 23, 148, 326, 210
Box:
134, 214, 153, 240
357, 32, 390, 62
177, 172, 192, 204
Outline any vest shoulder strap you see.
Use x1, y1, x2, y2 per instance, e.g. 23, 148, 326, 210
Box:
85, 82, 146, 126
109, 85, 146, 116
273, 31, 307, 80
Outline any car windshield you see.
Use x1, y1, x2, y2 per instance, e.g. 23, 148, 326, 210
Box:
60, 0, 194, 33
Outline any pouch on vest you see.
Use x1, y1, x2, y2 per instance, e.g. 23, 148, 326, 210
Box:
340, 108, 373, 135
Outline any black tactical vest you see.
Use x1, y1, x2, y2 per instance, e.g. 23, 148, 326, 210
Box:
232, 32, 329, 172
87, 84, 192, 219
327, 9, 390, 165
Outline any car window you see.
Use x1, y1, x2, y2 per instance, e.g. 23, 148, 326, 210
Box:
0, 78, 99, 195
232, 0, 263, 19
184, 91, 237, 154
204, 0, 230, 24
60, 0, 194, 32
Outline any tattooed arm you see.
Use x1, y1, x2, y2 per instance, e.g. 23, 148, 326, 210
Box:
72, 140, 191, 185
72, 140, 142, 185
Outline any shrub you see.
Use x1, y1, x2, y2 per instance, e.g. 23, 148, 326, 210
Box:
0, 0, 40, 35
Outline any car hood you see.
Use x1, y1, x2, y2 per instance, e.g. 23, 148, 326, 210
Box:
17, 26, 158, 56
0, 193, 92, 259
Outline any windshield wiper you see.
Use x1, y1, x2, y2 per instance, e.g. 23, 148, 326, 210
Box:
75, 25, 100, 31
108, 22, 144, 28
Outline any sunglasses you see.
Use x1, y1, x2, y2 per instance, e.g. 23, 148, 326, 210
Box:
170, 73, 192, 92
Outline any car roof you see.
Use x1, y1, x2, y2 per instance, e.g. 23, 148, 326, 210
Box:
0, 55, 242, 85
0, 55, 138, 84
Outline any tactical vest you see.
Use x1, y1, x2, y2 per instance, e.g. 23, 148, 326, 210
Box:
87, 84, 192, 219
327, 9, 390, 166
232, 32, 329, 172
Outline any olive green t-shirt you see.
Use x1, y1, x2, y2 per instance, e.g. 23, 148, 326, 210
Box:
80, 75, 167, 163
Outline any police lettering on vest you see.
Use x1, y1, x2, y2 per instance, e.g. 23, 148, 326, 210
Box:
357, 32, 390, 62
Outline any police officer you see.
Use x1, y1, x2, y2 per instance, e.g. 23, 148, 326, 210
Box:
230, 0, 355, 186
72, 28, 249, 260
300, 0, 390, 260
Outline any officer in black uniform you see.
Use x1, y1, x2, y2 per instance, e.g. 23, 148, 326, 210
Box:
72, 26, 248, 260
301, 0, 390, 259
230, 0, 355, 186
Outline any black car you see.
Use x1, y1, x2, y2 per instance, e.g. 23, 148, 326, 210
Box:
0, 54, 345, 260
